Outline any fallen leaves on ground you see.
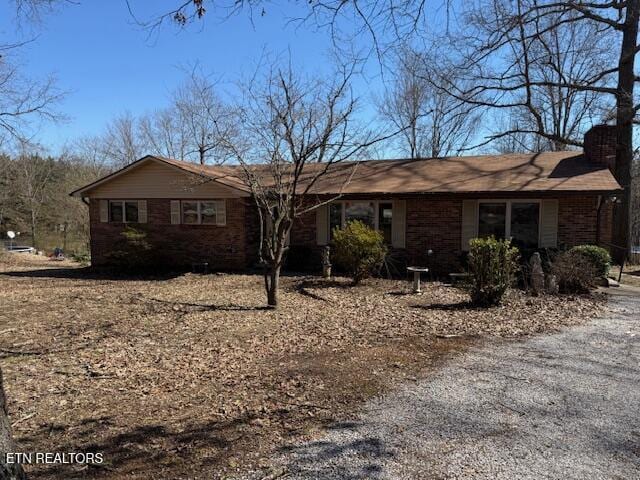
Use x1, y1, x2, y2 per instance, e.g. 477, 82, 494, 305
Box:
0, 255, 604, 479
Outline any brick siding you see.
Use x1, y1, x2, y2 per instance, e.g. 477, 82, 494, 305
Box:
89, 194, 612, 272
405, 197, 463, 273
90, 198, 252, 270
584, 124, 616, 171
558, 196, 613, 249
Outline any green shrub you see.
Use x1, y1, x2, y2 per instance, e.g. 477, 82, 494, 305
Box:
103, 227, 154, 271
569, 245, 611, 278
551, 250, 597, 294
466, 237, 519, 307
332, 220, 388, 285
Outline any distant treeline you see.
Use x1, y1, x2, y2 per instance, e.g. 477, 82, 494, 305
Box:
0, 153, 108, 254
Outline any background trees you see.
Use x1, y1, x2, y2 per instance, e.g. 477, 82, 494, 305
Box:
378, 48, 481, 158
437, 0, 614, 151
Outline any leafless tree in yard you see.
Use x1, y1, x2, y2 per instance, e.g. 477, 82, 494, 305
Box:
221, 63, 381, 307
378, 48, 481, 158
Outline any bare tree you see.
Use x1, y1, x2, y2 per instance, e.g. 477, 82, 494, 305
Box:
0, 46, 64, 144
442, 1, 611, 152
0, 370, 25, 480
379, 48, 481, 158
173, 69, 235, 165
100, 112, 145, 168
0, 9, 67, 473
128, 0, 429, 63
222, 63, 379, 306
139, 107, 191, 160
71, 135, 112, 173
9, 146, 55, 250
433, 0, 637, 261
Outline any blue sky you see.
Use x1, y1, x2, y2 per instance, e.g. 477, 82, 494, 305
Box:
0, 1, 383, 153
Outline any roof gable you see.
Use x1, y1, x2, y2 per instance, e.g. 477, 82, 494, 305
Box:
71, 156, 249, 198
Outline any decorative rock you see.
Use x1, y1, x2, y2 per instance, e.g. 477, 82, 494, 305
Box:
546, 273, 559, 294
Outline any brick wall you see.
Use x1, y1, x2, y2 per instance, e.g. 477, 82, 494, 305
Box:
405, 197, 463, 273
89, 194, 613, 272
286, 196, 464, 274
584, 124, 616, 171
89, 198, 252, 270
558, 196, 610, 248
287, 195, 612, 274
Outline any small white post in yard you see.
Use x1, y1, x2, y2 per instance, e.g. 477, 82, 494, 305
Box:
407, 266, 429, 294
6, 230, 15, 250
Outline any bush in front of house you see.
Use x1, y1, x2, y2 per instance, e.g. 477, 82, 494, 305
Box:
569, 244, 611, 278
551, 250, 597, 294
466, 237, 519, 307
103, 226, 154, 271
332, 220, 388, 285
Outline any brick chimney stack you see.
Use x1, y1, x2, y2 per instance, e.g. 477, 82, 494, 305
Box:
583, 124, 617, 172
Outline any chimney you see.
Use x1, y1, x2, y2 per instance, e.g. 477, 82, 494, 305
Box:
584, 124, 616, 171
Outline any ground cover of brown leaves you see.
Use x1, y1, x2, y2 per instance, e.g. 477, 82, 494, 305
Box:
0, 255, 605, 479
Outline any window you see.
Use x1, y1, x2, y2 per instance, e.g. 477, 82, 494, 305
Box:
201, 202, 217, 224
345, 201, 375, 228
329, 203, 343, 239
182, 201, 199, 224
478, 203, 507, 239
510, 202, 539, 249
109, 200, 138, 223
477, 200, 540, 248
329, 200, 393, 243
378, 202, 393, 244
181, 200, 225, 225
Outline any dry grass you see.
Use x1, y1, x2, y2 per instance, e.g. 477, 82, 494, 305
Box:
0, 255, 605, 479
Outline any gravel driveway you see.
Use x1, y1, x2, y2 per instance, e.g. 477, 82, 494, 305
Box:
243, 289, 640, 479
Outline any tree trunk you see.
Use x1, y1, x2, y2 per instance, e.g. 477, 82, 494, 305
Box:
613, 0, 639, 263
0, 368, 26, 480
30, 208, 37, 251
264, 263, 281, 307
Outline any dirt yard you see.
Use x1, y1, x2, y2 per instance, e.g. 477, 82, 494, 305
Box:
0, 254, 605, 479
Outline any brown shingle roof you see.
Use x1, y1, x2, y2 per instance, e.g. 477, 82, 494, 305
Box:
164, 150, 621, 194
302, 151, 622, 194
72, 151, 622, 197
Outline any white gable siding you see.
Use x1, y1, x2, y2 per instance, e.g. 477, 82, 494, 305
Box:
85, 160, 245, 198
